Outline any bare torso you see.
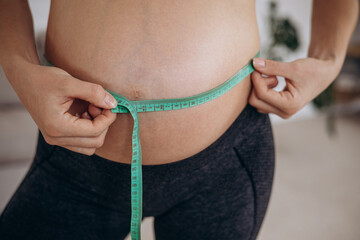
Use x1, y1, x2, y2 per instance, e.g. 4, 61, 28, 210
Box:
45, 0, 260, 165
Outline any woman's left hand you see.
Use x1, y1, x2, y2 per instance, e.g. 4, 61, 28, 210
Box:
249, 57, 339, 119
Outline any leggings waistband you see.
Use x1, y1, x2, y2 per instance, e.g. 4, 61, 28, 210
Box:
42, 51, 260, 240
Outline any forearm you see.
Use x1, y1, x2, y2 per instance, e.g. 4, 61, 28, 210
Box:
308, 0, 359, 75
0, 0, 39, 75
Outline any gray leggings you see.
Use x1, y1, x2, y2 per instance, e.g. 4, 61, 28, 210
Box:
0, 104, 275, 240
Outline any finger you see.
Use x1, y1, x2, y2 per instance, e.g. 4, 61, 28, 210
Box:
81, 111, 92, 120
263, 75, 279, 89
54, 128, 108, 148
253, 57, 299, 80
88, 104, 102, 119
248, 90, 291, 119
250, 72, 278, 89
57, 109, 117, 137
65, 79, 117, 109
63, 146, 96, 156
251, 71, 297, 110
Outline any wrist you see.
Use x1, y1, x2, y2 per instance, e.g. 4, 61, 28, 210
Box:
2, 54, 38, 74
308, 47, 345, 78
1, 54, 40, 90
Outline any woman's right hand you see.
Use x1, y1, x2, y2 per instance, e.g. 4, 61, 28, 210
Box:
7, 59, 118, 156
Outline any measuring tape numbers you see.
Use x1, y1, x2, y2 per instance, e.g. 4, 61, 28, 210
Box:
106, 51, 259, 240
44, 51, 259, 240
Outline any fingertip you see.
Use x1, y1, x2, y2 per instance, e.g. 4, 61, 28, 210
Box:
253, 58, 266, 69
104, 93, 118, 109
81, 111, 92, 120
251, 70, 258, 78
266, 76, 279, 89
251, 71, 264, 84
88, 104, 102, 118
87, 84, 117, 109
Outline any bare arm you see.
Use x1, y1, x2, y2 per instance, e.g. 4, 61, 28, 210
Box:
249, 0, 359, 118
0, 1, 39, 71
0, 0, 117, 155
308, 0, 359, 73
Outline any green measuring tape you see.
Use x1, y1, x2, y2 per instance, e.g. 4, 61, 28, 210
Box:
106, 51, 259, 240
45, 51, 259, 240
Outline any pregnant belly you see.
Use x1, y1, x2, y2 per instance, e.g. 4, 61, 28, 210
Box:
45, 0, 260, 164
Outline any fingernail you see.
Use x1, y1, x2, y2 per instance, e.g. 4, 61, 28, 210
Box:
253, 58, 265, 68
105, 94, 117, 108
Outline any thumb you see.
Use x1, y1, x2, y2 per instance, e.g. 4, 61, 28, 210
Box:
66, 78, 118, 109
252, 58, 297, 80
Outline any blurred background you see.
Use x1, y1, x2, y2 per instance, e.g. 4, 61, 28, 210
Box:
0, 0, 359, 239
